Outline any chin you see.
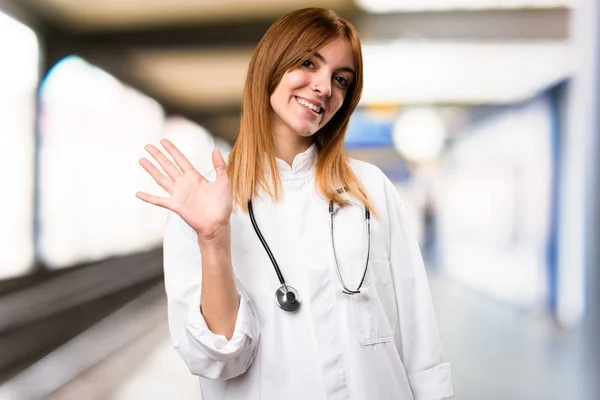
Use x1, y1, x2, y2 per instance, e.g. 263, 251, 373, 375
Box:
287, 120, 317, 137
293, 129, 319, 139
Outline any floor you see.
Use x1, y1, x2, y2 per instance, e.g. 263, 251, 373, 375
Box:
53, 273, 594, 400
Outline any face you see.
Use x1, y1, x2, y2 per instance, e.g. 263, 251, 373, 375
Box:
269, 37, 355, 142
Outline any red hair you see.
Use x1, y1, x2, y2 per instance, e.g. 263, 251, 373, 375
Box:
227, 8, 375, 214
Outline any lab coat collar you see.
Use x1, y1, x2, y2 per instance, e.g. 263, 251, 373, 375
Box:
275, 143, 317, 180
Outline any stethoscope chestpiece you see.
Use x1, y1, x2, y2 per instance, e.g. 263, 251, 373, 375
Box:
275, 285, 301, 312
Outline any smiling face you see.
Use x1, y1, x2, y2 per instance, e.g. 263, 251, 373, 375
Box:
269, 37, 355, 145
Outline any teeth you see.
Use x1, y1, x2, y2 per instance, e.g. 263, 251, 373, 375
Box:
296, 97, 321, 113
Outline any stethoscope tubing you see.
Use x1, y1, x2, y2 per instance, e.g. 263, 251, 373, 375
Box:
248, 200, 287, 286
248, 198, 371, 312
329, 201, 371, 295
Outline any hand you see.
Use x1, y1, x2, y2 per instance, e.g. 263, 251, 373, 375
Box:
136, 139, 233, 240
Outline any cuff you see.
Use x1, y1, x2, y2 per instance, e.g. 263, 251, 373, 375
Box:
409, 362, 454, 400
185, 287, 259, 362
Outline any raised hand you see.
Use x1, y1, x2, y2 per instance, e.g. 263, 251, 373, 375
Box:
136, 139, 232, 240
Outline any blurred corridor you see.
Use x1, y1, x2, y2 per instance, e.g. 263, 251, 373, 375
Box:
2, 270, 591, 399
0, 0, 598, 399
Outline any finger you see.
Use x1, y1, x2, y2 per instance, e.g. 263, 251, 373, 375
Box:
145, 144, 183, 182
135, 191, 172, 210
212, 148, 228, 179
160, 139, 199, 176
139, 158, 174, 194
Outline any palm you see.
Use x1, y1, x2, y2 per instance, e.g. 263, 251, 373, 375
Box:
136, 139, 233, 239
170, 168, 232, 237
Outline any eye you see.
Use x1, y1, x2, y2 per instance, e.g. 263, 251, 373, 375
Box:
301, 59, 315, 69
335, 76, 350, 89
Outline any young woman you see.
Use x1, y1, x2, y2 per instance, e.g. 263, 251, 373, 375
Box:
136, 7, 453, 400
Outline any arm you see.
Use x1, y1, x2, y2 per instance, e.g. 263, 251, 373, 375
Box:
137, 139, 260, 380
198, 223, 239, 340
164, 211, 260, 381
384, 178, 453, 399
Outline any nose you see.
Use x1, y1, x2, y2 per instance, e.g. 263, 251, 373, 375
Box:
312, 72, 332, 97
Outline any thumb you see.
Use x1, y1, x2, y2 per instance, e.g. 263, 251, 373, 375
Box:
212, 148, 227, 178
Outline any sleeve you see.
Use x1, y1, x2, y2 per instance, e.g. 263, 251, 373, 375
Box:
163, 210, 261, 381
384, 178, 454, 399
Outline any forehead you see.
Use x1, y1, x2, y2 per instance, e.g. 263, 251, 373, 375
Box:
316, 38, 354, 69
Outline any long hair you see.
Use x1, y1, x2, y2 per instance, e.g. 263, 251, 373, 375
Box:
227, 7, 375, 214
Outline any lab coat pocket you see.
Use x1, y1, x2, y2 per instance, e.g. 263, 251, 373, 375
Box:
349, 259, 398, 346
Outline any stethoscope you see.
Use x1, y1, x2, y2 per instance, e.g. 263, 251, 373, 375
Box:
248, 199, 371, 312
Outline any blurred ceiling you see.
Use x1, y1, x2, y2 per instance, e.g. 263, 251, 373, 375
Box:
20, 0, 353, 31
129, 48, 254, 110
0, 0, 572, 141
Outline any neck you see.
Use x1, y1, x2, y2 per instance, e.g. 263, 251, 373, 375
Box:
273, 131, 313, 166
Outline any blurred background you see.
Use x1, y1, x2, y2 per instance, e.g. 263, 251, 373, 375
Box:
0, 0, 598, 399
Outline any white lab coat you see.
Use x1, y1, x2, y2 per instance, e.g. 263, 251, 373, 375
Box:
163, 144, 453, 399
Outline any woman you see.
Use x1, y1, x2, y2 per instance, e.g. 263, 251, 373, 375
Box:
136, 7, 453, 400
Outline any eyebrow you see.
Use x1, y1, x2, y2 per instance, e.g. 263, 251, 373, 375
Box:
313, 52, 355, 76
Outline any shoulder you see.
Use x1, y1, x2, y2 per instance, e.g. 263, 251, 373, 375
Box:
347, 157, 386, 183
165, 210, 197, 242
346, 156, 406, 215
346, 156, 394, 196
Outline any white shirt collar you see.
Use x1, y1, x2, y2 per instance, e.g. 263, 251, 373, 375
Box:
275, 143, 317, 179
